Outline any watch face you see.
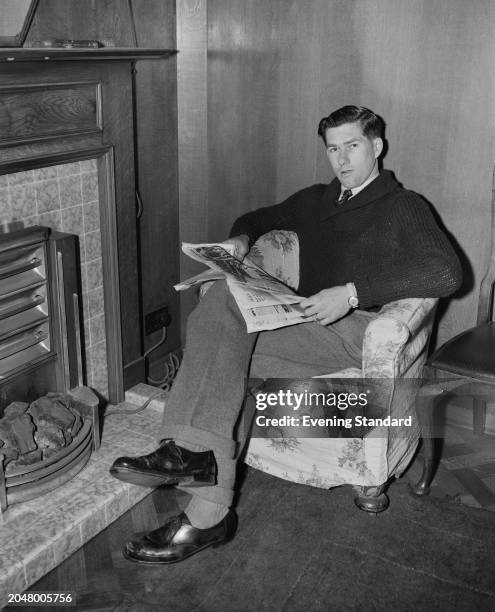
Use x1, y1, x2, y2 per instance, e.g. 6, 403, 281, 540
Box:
348, 295, 359, 308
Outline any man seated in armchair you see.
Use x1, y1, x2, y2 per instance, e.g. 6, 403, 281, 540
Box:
110, 105, 462, 565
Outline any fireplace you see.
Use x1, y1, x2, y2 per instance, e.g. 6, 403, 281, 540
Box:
0, 50, 174, 402
0, 147, 126, 405
0, 225, 100, 512
0, 44, 176, 599
0, 50, 174, 509
0, 161, 109, 399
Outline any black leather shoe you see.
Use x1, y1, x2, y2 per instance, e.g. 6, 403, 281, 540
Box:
122, 510, 237, 564
109, 440, 217, 487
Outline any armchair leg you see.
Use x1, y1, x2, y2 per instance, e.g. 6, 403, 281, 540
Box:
353, 482, 389, 513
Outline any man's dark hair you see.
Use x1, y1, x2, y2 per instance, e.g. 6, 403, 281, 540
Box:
318, 105, 385, 144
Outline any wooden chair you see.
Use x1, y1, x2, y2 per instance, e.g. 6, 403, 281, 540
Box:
413, 167, 495, 495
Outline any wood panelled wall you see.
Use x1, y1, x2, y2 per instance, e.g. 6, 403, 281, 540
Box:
176, 0, 208, 327
25, 0, 180, 368
203, 0, 495, 347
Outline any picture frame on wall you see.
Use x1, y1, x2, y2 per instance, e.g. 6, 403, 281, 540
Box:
0, 0, 39, 47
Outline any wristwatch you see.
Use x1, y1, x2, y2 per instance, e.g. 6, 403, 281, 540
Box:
346, 282, 359, 309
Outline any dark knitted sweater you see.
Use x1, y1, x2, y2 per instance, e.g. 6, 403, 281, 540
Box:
229, 170, 462, 309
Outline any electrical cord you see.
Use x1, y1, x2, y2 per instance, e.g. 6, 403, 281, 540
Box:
104, 387, 167, 417
147, 351, 181, 389
144, 326, 167, 359
142, 325, 182, 390
104, 325, 181, 416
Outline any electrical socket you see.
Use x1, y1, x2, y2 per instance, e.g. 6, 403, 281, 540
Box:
145, 306, 171, 335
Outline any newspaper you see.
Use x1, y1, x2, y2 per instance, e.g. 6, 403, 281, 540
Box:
174, 242, 308, 332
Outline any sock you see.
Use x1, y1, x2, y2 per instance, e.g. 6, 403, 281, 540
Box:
184, 495, 229, 529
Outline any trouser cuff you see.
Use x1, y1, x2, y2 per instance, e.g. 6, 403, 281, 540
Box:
177, 455, 236, 507
160, 424, 237, 458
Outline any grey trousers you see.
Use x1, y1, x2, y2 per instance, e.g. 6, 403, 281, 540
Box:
160, 281, 375, 506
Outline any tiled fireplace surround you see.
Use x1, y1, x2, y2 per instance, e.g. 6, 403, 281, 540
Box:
0, 160, 109, 398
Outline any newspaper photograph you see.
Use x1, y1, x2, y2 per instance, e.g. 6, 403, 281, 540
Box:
174, 242, 307, 332
180, 242, 297, 297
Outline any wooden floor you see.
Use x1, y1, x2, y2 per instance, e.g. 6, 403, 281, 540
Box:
410, 424, 495, 511
19, 423, 495, 611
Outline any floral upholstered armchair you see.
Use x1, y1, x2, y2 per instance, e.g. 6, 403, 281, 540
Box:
238, 230, 437, 512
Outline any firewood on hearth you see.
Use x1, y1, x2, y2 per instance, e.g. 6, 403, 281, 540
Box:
3, 402, 30, 418
33, 420, 67, 454
28, 395, 78, 443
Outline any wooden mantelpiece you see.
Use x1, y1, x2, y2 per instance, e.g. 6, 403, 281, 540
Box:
0, 48, 176, 62
0, 52, 174, 401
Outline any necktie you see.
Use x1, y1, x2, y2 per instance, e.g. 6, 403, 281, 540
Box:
336, 189, 353, 206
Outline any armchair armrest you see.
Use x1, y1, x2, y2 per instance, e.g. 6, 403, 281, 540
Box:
375, 298, 437, 336
247, 230, 299, 289
363, 298, 438, 378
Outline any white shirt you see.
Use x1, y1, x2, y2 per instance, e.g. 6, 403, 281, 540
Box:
339, 167, 380, 200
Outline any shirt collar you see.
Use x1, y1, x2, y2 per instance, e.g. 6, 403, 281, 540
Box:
320, 169, 399, 221
340, 166, 380, 199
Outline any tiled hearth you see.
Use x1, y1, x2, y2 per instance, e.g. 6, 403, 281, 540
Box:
0, 384, 166, 607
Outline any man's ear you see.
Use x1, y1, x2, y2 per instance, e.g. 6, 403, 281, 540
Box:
373, 137, 384, 159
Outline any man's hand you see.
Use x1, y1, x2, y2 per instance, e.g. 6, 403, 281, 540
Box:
300, 286, 351, 326
222, 234, 250, 260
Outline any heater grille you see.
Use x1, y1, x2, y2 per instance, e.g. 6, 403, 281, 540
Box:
0, 226, 81, 413
0, 228, 51, 381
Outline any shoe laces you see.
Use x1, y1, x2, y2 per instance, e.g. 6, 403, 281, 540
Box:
159, 439, 184, 462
